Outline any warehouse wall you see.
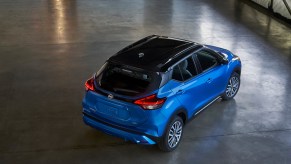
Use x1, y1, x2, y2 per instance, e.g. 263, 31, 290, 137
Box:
251, 0, 291, 19
252, 0, 269, 8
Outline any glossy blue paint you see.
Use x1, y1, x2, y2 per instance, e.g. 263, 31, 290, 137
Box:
83, 114, 156, 145
82, 43, 241, 145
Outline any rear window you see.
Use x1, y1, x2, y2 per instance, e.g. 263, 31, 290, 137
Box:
96, 63, 160, 96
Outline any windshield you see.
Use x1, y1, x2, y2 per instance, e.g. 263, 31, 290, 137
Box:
96, 62, 161, 96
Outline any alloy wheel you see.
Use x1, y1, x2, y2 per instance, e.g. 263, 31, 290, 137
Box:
168, 120, 183, 148
226, 76, 240, 97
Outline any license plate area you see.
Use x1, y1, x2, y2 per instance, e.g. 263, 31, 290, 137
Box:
95, 99, 130, 120
96, 103, 118, 116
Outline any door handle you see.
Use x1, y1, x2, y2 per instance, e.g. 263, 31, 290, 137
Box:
176, 90, 185, 95
207, 78, 213, 83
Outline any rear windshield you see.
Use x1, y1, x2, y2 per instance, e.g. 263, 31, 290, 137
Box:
96, 62, 161, 96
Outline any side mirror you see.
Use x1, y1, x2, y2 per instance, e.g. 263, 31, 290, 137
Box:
220, 57, 229, 64
217, 52, 229, 64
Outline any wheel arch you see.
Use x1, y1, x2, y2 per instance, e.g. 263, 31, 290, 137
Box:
158, 107, 187, 151
171, 108, 188, 125
161, 107, 188, 136
233, 67, 241, 76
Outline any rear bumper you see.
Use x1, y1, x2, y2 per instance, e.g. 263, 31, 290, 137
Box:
83, 113, 159, 145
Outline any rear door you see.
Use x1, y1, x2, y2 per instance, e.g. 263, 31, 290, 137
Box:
170, 55, 208, 117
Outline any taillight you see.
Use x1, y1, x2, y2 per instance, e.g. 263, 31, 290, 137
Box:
134, 94, 166, 110
85, 78, 95, 91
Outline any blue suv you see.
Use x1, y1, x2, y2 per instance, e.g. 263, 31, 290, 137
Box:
82, 35, 241, 151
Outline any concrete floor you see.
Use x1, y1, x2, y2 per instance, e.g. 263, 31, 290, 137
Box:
0, 0, 291, 163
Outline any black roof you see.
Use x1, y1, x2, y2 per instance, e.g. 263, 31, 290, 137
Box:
108, 35, 202, 72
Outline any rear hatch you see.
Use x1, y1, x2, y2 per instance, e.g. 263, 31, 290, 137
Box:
85, 62, 161, 126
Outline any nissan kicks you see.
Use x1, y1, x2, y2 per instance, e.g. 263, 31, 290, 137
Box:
82, 35, 241, 151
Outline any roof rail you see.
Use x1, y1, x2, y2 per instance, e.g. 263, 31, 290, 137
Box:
117, 35, 159, 54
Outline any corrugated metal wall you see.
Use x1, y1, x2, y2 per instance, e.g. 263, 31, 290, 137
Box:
252, 0, 269, 8
251, 0, 291, 19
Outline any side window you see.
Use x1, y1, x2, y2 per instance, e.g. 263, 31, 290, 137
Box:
196, 50, 218, 72
172, 64, 183, 81
172, 57, 198, 81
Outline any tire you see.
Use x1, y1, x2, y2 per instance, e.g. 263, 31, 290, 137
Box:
158, 116, 184, 152
222, 72, 240, 100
